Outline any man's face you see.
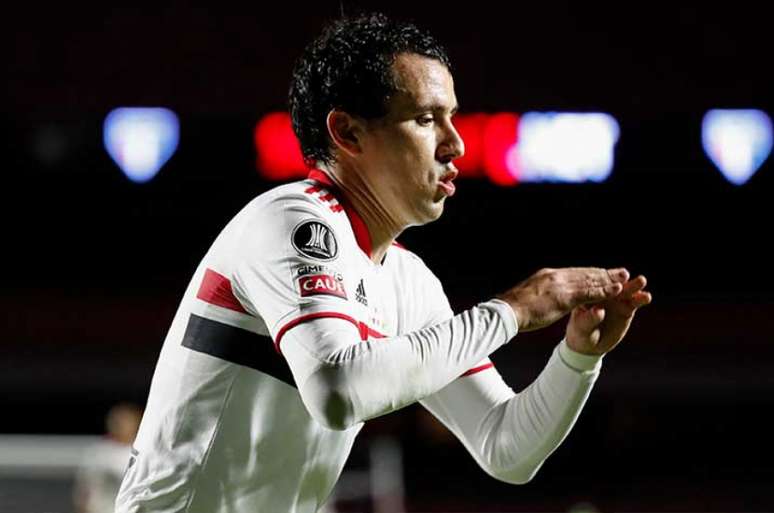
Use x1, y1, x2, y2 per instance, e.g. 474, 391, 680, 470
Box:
358, 53, 464, 226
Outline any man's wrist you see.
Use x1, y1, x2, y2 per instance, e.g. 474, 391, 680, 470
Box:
487, 298, 519, 339
558, 338, 603, 372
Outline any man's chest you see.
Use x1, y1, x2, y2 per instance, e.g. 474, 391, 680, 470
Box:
345, 261, 418, 338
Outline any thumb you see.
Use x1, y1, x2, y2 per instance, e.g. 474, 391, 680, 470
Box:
572, 304, 606, 334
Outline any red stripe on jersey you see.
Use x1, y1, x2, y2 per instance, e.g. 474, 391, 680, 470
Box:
308, 169, 373, 258
343, 204, 372, 257
367, 326, 387, 338
304, 180, 341, 213
197, 269, 248, 314
274, 312, 385, 353
308, 169, 334, 186
460, 362, 494, 377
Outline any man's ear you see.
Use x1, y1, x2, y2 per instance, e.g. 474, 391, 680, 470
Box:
326, 109, 364, 158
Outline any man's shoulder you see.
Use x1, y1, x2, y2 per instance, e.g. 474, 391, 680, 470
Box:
230, 178, 354, 261
242, 178, 347, 224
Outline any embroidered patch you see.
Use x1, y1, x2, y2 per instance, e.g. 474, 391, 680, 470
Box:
292, 220, 339, 261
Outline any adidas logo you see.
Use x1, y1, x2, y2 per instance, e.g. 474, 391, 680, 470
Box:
355, 279, 368, 306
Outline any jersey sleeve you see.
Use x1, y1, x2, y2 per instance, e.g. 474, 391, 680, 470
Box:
279, 298, 518, 430
231, 190, 361, 348
419, 339, 603, 484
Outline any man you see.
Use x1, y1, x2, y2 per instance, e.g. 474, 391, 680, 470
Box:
74, 403, 142, 513
116, 13, 651, 513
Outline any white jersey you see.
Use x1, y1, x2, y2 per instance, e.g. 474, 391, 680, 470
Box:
116, 170, 604, 513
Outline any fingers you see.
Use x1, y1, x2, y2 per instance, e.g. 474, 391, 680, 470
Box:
631, 290, 652, 308
579, 270, 654, 313
621, 275, 647, 296
582, 267, 627, 303
616, 276, 652, 309
569, 305, 605, 344
607, 267, 630, 284
508, 266, 643, 333
576, 304, 606, 328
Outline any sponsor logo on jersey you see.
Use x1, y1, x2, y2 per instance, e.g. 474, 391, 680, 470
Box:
298, 274, 347, 299
295, 264, 343, 281
355, 279, 368, 306
292, 220, 338, 261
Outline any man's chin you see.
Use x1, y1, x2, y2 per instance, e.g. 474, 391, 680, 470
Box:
415, 201, 445, 225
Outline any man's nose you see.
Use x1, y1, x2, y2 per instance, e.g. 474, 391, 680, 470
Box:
438, 121, 465, 162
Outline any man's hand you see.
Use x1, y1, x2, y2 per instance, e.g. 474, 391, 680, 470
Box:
565, 275, 652, 356
497, 267, 631, 332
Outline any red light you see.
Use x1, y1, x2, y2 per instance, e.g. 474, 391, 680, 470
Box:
254, 112, 307, 180
483, 113, 520, 186
254, 111, 522, 186
453, 113, 487, 177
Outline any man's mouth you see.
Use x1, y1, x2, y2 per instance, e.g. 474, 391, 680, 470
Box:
438, 178, 456, 197
438, 168, 459, 197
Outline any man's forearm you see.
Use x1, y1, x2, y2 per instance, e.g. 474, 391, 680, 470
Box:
280, 300, 518, 430
479, 341, 602, 483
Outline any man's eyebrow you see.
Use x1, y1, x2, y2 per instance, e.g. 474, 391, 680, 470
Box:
415, 103, 460, 114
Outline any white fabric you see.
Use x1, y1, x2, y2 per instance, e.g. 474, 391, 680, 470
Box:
280, 300, 516, 429
420, 339, 601, 484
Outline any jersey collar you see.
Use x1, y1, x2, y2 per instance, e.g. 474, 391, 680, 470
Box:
307, 169, 373, 259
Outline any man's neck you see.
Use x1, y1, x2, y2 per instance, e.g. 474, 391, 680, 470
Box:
318, 163, 405, 264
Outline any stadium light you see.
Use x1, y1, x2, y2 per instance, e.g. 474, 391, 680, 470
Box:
103, 107, 180, 184
254, 112, 307, 180
513, 112, 620, 183
702, 109, 772, 186
483, 113, 521, 186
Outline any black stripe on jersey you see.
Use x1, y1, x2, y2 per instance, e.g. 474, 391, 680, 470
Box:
182, 314, 296, 388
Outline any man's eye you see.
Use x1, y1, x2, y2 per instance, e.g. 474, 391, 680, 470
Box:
417, 116, 434, 126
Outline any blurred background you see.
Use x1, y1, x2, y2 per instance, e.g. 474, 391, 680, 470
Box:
3, 1, 773, 512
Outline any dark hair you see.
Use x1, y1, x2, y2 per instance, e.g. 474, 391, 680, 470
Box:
288, 12, 451, 166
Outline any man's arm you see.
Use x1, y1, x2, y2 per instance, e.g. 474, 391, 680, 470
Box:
418, 273, 652, 484
419, 341, 602, 484
231, 194, 633, 431
275, 266, 636, 431
279, 299, 517, 430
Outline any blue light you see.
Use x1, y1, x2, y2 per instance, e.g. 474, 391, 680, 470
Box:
103, 108, 180, 183
510, 112, 620, 183
702, 109, 772, 186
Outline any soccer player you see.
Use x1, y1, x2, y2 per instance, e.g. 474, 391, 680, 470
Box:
116, 12, 651, 513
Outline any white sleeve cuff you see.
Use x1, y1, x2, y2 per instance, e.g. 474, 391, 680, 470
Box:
486, 298, 519, 341
557, 339, 604, 373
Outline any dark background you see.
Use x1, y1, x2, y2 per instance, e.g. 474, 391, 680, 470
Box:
4, 2, 773, 511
